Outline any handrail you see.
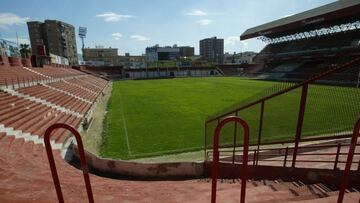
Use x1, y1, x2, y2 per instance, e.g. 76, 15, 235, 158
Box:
204, 134, 353, 163
207, 141, 360, 169
208, 133, 352, 150
337, 118, 360, 203
206, 57, 360, 123
44, 123, 94, 203
211, 116, 249, 203
204, 57, 360, 165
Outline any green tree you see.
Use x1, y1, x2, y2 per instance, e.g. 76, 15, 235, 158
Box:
19, 43, 31, 58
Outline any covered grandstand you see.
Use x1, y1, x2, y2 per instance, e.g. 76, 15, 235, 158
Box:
240, 0, 360, 85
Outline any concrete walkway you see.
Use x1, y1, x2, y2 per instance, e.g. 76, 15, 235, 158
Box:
82, 82, 112, 155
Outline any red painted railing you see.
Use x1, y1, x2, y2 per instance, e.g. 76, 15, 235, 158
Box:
211, 116, 249, 203
337, 118, 360, 203
204, 57, 360, 168
207, 142, 360, 170
44, 123, 94, 203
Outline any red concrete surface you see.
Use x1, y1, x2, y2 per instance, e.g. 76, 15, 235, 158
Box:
8, 57, 22, 67
0, 135, 359, 203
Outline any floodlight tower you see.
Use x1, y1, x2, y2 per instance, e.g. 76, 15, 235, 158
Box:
78, 27, 87, 49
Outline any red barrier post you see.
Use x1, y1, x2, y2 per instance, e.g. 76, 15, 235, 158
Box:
211, 116, 250, 203
44, 123, 94, 203
256, 101, 265, 165
292, 84, 308, 167
333, 144, 341, 170
253, 150, 257, 166
204, 121, 208, 162
232, 111, 238, 164
283, 147, 288, 167
337, 118, 360, 203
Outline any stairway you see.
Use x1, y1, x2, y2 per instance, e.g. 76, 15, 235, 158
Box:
0, 133, 358, 202
207, 179, 359, 203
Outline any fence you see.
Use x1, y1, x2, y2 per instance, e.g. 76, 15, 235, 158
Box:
204, 57, 360, 168
210, 116, 360, 203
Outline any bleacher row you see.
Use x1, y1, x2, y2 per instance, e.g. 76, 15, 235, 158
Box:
251, 28, 360, 83
260, 31, 360, 57
256, 55, 360, 83
0, 62, 108, 146
79, 66, 123, 80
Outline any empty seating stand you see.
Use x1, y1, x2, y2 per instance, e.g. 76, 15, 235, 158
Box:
0, 65, 47, 87
0, 64, 108, 145
0, 61, 359, 202
0, 133, 359, 202
47, 80, 98, 101
17, 85, 91, 114
0, 90, 82, 144
28, 65, 85, 78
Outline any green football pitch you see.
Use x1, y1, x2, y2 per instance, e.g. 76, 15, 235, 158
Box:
100, 77, 359, 159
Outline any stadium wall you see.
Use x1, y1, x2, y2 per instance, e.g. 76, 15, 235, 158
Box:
72, 145, 204, 178
125, 67, 220, 79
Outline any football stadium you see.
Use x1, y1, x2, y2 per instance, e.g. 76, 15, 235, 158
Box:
0, 0, 360, 202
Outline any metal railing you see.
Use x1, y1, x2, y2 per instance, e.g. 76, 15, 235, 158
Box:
207, 142, 360, 171
211, 116, 249, 203
338, 118, 360, 203
44, 123, 94, 203
204, 57, 360, 168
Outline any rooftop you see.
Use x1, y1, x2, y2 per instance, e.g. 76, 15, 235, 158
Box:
240, 0, 360, 40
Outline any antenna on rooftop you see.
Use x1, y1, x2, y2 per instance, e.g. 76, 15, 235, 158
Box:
78, 27, 87, 50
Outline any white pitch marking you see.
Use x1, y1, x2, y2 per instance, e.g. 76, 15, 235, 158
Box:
118, 92, 132, 156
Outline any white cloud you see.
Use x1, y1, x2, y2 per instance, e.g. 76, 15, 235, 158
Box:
0, 13, 29, 29
239, 41, 249, 49
5, 38, 30, 45
224, 36, 240, 46
130, 35, 149, 41
96, 12, 133, 22
111, 32, 123, 40
197, 19, 212, 26
224, 36, 249, 49
185, 9, 208, 16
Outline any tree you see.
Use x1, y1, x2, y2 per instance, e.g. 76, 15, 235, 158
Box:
19, 43, 31, 58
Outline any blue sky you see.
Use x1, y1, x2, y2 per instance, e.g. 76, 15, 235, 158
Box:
0, 0, 335, 55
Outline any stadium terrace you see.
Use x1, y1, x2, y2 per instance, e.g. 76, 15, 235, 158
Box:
0, 0, 359, 202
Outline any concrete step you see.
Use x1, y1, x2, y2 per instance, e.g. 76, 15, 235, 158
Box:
287, 192, 360, 203
0, 124, 62, 149
3, 88, 83, 118
41, 82, 93, 104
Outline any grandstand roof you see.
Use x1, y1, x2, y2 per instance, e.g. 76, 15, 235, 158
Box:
240, 0, 360, 40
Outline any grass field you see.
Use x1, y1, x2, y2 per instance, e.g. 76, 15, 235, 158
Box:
100, 77, 360, 159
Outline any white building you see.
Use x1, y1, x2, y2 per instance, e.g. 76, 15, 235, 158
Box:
145, 45, 180, 62
224, 51, 257, 64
